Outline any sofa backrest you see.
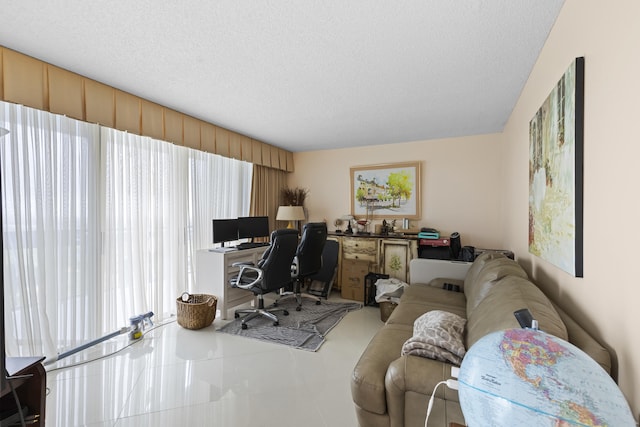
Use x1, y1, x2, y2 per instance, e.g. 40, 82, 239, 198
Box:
463, 251, 508, 289
465, 275, 568, 349
551, 302, 612, 375
464, 257, 528, 315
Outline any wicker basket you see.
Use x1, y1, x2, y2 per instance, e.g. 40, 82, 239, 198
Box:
176, 293, 217, 330
379, 300, 398, 322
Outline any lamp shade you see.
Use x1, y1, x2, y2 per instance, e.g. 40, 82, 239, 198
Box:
276, 206, 305, 229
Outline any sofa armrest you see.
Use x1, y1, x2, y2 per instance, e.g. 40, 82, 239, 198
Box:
351, 324, 414, 415
409, 259, 472, 286
385, 355, 460, 426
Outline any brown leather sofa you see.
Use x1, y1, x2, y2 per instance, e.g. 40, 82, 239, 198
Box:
350, 252, 611, 427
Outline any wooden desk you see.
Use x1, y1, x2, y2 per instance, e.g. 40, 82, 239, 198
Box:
328, 233, 418, 288
1, 356, 46, 426
195, 246, 267, 320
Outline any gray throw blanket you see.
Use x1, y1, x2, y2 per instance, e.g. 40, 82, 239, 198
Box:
401, 310, 466, 365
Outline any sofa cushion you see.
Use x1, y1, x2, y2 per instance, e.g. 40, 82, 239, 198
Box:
428, 277, 464, 290
401, 310, 466, 365
464, 258, 528, 316
386, 285, 466, 326
466, 275, 568, 349
403, 283, 467, 307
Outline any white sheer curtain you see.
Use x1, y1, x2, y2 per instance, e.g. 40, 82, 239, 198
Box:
100, 129, 254, 327
0, 101, 100, 358
1, 102, 254, 358
185, 149, 252, 289
100, 128, 189, 329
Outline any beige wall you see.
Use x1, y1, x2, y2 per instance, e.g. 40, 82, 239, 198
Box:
291, 133, 505, 249
501, 0, 640, 416
292, 0, 640, 417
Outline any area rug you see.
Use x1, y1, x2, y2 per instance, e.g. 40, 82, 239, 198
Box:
217, 297, 362, 351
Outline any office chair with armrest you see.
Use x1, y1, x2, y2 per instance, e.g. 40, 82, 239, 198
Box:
278, 222, 327, 311
230, 228, 299, 329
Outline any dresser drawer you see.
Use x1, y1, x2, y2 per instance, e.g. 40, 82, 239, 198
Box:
342, 238, 377, 262
226, 250, 262, 266
226, 286, 254, 304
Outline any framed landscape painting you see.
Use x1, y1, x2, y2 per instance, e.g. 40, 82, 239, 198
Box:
350, 162, 421, 219
528, 57, 584, 277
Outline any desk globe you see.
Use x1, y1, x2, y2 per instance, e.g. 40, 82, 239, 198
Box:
458, 328, 635, 426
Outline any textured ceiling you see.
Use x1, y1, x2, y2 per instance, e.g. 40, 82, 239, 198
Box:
0, 1, 564, 152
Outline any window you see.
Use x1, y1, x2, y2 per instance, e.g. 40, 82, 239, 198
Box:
1, 101, 252, 358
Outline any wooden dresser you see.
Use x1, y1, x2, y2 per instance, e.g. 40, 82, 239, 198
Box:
328, 232, 419, 292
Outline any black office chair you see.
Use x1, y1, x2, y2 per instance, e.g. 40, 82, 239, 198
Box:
306, 239, 339, 299
284, 222, 327, 311
230, 228, 299, 329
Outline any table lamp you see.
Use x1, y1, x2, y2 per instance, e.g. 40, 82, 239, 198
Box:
276, 205, 305, 229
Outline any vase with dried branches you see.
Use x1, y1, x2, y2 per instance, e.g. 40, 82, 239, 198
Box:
281, 187, 309, 206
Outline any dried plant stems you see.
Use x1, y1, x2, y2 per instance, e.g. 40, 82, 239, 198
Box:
282, 187, 309, 206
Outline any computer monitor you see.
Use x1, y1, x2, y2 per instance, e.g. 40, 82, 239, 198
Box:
212, 219, 239, 247
237, 216, 270, 241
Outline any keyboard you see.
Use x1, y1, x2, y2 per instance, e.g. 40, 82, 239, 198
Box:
236, 242, 270, 250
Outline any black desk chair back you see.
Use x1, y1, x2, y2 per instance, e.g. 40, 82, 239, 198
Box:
230, 228, 299, 329
306, 239, 339, 299
289, 222, 327, 310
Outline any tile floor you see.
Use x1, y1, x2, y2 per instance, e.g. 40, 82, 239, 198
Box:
44, 293, 382, 427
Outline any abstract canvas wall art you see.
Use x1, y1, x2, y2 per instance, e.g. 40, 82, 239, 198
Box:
529, 57, 584, 277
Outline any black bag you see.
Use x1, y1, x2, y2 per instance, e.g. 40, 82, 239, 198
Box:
461, 246, 475, 262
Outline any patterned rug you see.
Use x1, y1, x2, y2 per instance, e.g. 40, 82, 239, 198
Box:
217, 297, 362, 351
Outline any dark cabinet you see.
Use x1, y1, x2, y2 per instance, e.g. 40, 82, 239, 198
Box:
1, 357, 46, 426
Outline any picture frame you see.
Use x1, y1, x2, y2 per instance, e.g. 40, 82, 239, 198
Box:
528, 57, 584, 277
350, 161, 421, 220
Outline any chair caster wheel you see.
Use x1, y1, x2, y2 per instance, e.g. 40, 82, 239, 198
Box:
283, 310, 289, 316
241, 323, 248, 330
296, 306, 302, 311
234, 313, 240, 319
315, 300, 321, 305
273, 301, 278, 306
273, 321, 279, 326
